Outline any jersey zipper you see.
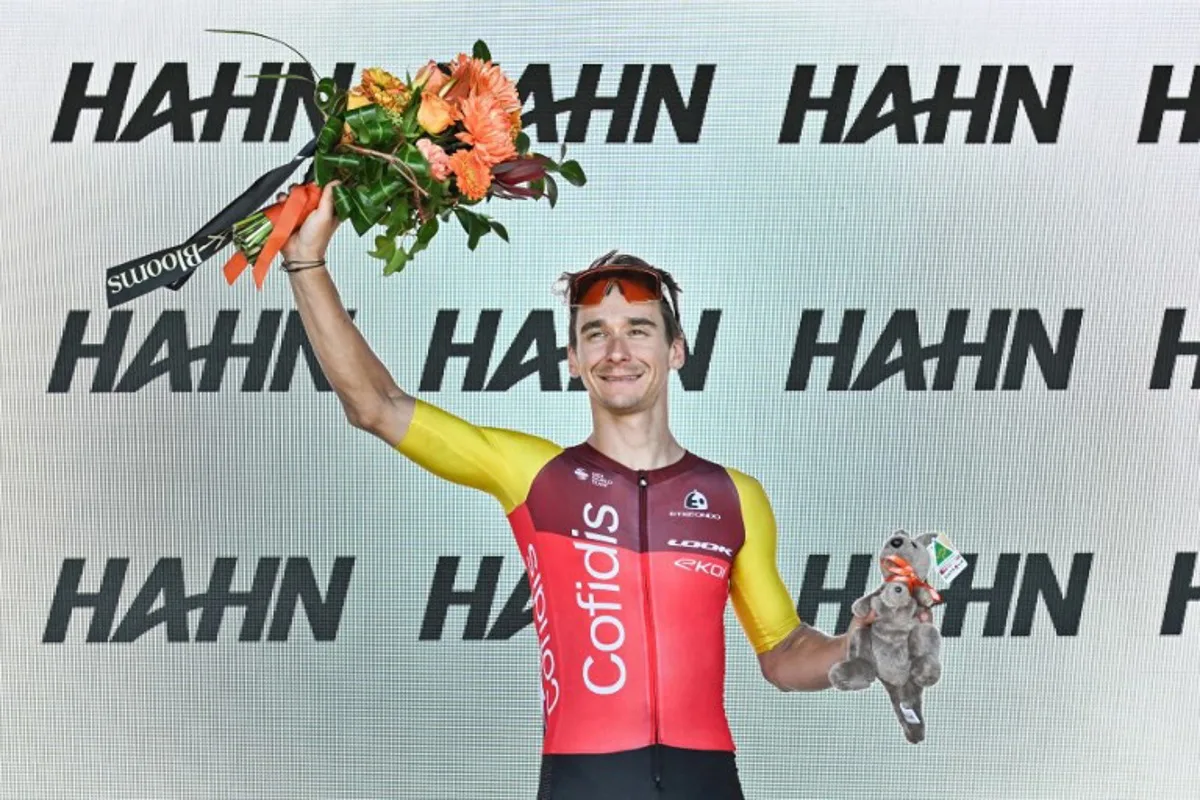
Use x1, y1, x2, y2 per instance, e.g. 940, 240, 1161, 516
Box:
638, 471, 663, 791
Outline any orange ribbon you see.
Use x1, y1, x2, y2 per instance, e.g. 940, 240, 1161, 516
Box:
223, 182, 322, 289
882, 554, 943, 605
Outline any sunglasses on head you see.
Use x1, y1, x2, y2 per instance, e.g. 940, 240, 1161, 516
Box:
566, 265, 681, 323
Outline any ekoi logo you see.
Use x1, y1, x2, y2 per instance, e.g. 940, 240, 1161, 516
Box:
571, 503, 627, 696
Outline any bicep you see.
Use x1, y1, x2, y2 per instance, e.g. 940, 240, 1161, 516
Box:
727, 470, 802, 655
393, 399, 559, 511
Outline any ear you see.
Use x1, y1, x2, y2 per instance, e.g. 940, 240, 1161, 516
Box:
668, 336, 686, 371
567, 345, 581, 378
915, 532, 937, 549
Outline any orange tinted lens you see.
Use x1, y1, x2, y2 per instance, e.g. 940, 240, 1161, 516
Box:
574, 271, 661, 305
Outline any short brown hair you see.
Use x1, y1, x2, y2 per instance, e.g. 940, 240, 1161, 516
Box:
558, 251, 683, 349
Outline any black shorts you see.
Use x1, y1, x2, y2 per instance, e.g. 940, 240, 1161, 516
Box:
537, 745, 745, 800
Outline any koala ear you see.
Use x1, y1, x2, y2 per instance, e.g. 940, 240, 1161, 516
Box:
915, 532, 937, 549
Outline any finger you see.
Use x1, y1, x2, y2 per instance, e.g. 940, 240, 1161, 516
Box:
319, 180, 341, 214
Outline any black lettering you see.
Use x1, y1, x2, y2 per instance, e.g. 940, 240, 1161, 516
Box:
633, 65, 714, 143
419, 556, 502, 641
1150, 309, 1200, 389
566, 64, 644, 143
271, 62, 356, 142
268, 310, 347, 392
1002, 309, 1081, 390
419, 310, 500, 391
52, 63, 135, 142
938, 553, 1020, 637
118, 63, 195, 142
197, 62, 280, 142
844, 65, 919, 144
1010, 553, 1092, 635
486, 310, 563, 391
677, 309, 721, 391
195, 310, 282, 392
487, 573, 532, 640
42, 558, 128, 643
850, 310, 928, 390
113, 310, 192, 392
110, 558, 190, 643
267, 557, 355, 641
1161, 552, 1200, 635
796, 554, 874, 635
1138, 66, 1200, 144
47, 310, 131, 393
778, 65, 857, 144
195, 558, 280, 642
992, 65, 1071, 144
932, 309, 1010, 390
785, 309, 864, 390
921, 66, 1000, 145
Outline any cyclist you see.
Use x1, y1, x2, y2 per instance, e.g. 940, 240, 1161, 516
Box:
277, 182, 878, 799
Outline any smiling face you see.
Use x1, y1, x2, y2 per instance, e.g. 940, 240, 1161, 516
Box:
567, 285, 686, 416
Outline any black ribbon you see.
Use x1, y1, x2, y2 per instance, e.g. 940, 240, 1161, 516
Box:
104, 137, 317, 308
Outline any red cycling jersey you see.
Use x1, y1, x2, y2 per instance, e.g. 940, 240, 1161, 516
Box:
397, 400, 801, 757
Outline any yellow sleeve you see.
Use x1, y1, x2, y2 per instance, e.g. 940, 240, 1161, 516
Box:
727, 468, 802, 654
395, 399, 562, 513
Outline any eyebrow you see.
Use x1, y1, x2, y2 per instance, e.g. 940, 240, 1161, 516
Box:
579, 316, 659, 335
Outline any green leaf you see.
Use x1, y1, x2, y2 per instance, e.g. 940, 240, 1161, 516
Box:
331, 184, 355, 221
473, 40, 492, 62
316, 114, 344, 153
515, 131, 530, 155
367, 235, 396, 261
247, 73, 315, 85
344, 104, 397, 148
397, 143, 429, 178
410, 217, 439, 257
401, 97, 421, 139
453, 207, 473, 235
384, 246, 409, 275
490, 220, 509, 242
313, 151, 359, 185
206, 29, 321, 81
559, 160, 587, 187
315, 77, 342, 116
544, 173, 559, 208
358, 174, 404, 209
416, 217, 439, 246
383, 198, 413, 238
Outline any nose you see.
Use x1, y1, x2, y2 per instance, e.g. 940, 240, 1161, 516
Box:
889, 537, 904, 549
606, 334, 631, 362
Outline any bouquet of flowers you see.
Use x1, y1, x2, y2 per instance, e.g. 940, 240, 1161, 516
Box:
104, 32, 584, 306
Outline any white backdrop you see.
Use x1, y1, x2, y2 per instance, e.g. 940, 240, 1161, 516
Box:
2, 1, 1199, 798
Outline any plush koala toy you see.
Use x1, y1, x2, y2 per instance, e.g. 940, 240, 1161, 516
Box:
828, 530, 943, 744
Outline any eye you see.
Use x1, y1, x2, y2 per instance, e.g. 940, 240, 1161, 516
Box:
629, 327, 649, 337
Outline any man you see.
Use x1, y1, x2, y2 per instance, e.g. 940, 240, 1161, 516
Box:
277, 182, 875, 799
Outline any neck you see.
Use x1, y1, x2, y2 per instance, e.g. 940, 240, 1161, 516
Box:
586, 400, 685, 472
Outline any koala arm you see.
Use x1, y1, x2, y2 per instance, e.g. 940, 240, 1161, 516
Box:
852, 586, 883, 618
913, 585, 939, 608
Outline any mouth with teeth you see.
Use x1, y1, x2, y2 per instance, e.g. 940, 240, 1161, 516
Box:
599, 372, 644, 384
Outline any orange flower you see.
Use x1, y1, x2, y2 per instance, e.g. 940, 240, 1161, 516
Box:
418, 91, 457, 135
355, 67, 410, 114
417, 138, 452, 182
444, 54, 520, 114
456, 93, 518, 168
449, 148, 492, 200
414, 60, 449, 96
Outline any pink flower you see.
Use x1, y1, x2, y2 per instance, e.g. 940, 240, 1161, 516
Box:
417, 137, 452, 182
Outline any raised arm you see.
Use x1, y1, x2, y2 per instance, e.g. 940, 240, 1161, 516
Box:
278, 181, 413, 445
277, 182, 560, 509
